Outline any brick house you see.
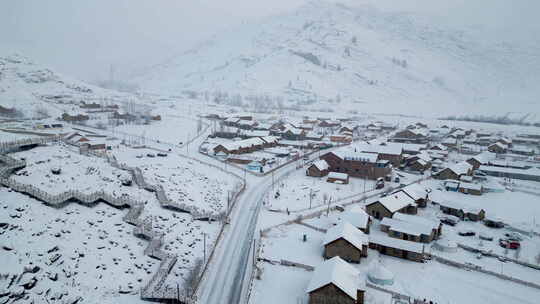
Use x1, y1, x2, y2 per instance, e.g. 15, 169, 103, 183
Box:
306, 257, 366, 304
323, 222, 368, 263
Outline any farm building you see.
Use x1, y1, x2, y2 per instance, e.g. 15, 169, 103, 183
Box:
327, 172, 349, 184
307, 160, 329, 177
355, 143, 403, 167
457, 182, 483, 195
338, 206, 371, 234
380, 217, 432, 243
488, 142, 507, 154
392, 184, 430, 208
368, 235, 425, 262
478, 165, 540, 182
408, 159, 431, 172
323, 222, 368, 263
319, 151, 391, 180
437, 200, 485, 221
61, 112, 89, 122
212, 136, 279, 155
393, 213, 442, 239
484, 216, 505, 228
365, 191, 417, 220
433, 162, 473, 180
306, 257, 366, 304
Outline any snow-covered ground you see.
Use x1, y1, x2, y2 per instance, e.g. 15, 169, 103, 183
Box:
250, 177, 540, 304
0, 189, 156, 304
111, 145, 239, 215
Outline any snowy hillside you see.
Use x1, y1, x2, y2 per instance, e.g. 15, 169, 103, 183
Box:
0, 54, 134, 118
133, 1, 540, 121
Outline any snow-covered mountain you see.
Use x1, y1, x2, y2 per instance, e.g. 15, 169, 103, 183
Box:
132, 1, 540, 120
0, 54, 134, 118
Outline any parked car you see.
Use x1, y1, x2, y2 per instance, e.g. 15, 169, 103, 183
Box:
458, 230, 476, 237
499, 239, 520, 249
146, 153, 155, 158
441, 217, 457, 226
157, 153, 168, 157
504, 232, 523, 241
376, 177, 385, 189
379, 192, 389, 198
394, 176, 400, 183
479, 233, 493, 241
136, 154, 144, 158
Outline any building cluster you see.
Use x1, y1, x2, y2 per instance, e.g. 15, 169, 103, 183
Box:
305, 183, 441, 303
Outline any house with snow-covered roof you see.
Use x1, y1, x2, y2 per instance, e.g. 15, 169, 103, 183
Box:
365, 191, 417, 220
433, 162, 473, 180
339, 206, 371, 234
391, 183, 430, 208
306, 257, 366, 304
319, 149, 391, 180
307, 159, 329, 177
323, 222, 368, 263
368, 234, 425, 262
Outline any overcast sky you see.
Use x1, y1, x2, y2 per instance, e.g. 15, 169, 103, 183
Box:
1, 0, 538, 83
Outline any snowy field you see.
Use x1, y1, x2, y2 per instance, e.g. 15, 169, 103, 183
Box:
112, 146, 239, 215
0, 189, 156, 304
265, 169, 378, 212
10, 144, 153, 200
113, 115, 202, 146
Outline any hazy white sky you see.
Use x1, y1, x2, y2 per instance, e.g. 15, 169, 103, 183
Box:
1, 0, 538, 82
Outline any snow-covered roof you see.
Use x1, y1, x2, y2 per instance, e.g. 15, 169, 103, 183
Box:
369, 234, 425, 254
479, 165, 540, 176
340, 206, 369, 229
393, 184, 428, 201
356, 143, 402, 156
369, 191, 414, 213
328, 172, 348, 180
392, 213, 439, 231
458, 182, 482, 191
340, 151, 378, 163
445, 162, 473, 176
380, 217, 432, 236
241, 130, 270, 137
312, 159, 329, 171
323, 222, 368, 250
306, 257, 363, 299
437, 199, 484, 214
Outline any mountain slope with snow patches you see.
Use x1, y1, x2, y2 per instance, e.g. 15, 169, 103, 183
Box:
133, 1, 540, 120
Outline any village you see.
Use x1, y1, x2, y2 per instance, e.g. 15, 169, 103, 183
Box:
1, 95, 540, 304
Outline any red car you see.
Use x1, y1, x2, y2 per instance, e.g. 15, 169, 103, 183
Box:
499, 239, 520, 249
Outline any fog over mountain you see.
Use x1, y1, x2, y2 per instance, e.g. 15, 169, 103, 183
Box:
1, 0, 539, 118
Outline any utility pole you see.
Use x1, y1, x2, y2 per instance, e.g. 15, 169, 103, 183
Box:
252, 238, 256, 266
203, 232, 207, 262
309, 188, 313, 209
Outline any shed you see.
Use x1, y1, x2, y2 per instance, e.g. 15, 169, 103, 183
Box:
327, 172, 349, 184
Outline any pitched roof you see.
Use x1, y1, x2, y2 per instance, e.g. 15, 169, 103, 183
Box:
323, 222, 368, 250
380, 217, 432, 236
312, 159, 329, 171
306, 257, 364, 299
392, 212, 440, 231
368, 191, 414, 213
369, 234, 425, 254
340, 206, 369, 229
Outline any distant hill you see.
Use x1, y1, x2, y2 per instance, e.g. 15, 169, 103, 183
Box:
132, 1, 540, 122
